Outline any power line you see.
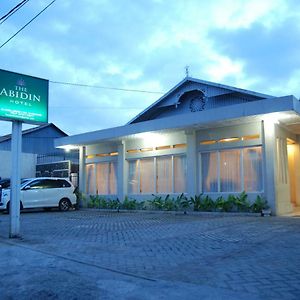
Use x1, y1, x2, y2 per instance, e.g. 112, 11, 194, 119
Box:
0, 0, 29, 25
0, 0, 56, 49
50, 80, 164, 94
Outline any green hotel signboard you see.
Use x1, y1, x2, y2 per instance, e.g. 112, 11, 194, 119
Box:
0, 69, 48, 124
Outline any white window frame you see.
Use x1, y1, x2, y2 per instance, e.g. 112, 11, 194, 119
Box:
127, 154, 187, 195
200, 146, 263, 193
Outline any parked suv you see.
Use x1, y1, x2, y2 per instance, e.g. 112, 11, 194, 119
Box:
0, 177, 77, 213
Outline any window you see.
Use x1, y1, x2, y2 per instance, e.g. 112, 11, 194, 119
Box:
140, 158, 154, 193
127, 155, 186, 194
220, 149, 241, 192
201, 147, 263, 193
128, 160, 139, 194
96, 162, 117, 195
156, 156, 172, 193
243, 147, 263, 191
174, 155, 187, 193
57, 179, 71, 188
201, 152, 218, 192
27, 179, 45, 189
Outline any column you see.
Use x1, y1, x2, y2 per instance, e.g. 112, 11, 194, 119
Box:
186, 130, 197, 197
117, 141, 127, 201
79, 146, 86, 194
262, 120, 277, 214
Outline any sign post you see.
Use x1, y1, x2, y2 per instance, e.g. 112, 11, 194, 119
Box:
0, 69, 48, 238
9, 121, 22, 238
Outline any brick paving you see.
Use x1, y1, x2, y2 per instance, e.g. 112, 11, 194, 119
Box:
0, 210, 300, 299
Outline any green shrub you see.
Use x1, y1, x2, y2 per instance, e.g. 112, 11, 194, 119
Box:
177, 193, 189, 212
200, 195, 215, 211
189, 194, 203, 211
251, 195, 269, 213
151, 195, 164, 210
215, 196, 225, 211
235, 191, 251, 212
122, 197, 137, 210
107, 198, 120, 210
163, 194, 175, 211
88, 195, 100, 208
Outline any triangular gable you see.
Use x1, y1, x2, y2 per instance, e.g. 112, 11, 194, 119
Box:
128, 77, 274, 124
0, 123, 68, 143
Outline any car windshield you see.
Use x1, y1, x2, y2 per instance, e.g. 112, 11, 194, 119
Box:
0, 179, 31, 189
20, 179, 31, 188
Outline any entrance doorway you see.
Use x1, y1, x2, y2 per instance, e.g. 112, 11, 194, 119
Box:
287, 138, 299, 211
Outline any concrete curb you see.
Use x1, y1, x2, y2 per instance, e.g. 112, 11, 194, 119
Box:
78, 208, 262, 217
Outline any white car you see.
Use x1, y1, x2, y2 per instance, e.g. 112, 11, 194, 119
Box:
0, 177, 77, 212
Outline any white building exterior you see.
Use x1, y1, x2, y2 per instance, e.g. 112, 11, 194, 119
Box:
55, 77, 300, 215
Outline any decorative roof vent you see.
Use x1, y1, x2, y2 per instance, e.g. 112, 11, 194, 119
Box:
189, 91, 207, 112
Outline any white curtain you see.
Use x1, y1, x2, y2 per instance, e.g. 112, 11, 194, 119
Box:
96, 163, 108, 194
174, 155, 186, 193
201, 152, 218, 192
96, 162, 117, 195
109, 162, 117, 194
156, 156, 172, 193
86, 164, 95, 194
140, 158, 154, 194
220, 149, 241, 192
243, 147, 263, 192
128, 160, 139, 194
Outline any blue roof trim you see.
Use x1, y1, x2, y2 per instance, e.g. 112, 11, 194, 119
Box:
127, 77, 274, 124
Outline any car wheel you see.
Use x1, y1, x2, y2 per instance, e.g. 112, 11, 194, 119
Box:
6, 201, 23, 214
59, 198, 71, 211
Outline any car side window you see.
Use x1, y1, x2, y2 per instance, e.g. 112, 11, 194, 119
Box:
27, 180, 45, 189
57, 179, 71, 188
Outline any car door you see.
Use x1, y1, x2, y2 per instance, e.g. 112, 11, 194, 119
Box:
21, 179, 48, 208
46, 179, 61, 206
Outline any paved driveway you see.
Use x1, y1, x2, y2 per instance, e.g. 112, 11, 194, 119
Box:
0, 210, 299, 299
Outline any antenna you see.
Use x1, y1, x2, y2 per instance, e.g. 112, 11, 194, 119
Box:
185, 66, 190, 77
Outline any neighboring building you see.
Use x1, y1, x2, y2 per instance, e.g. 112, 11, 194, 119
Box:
0, 150, 36, 178
0, 123, 78, 183
55, 77, 300, 215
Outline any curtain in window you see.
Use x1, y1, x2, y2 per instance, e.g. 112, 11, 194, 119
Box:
156, 156, 172, 193
243, 147, 263, 192
128, 160, 139, 194
220, 149, 241, 192
109, 162, 117, 194
174, 155, 186, 193
96, 163, 109, 194
86, 164, 95, 194
96, 162, 117, 195
201, 152, 218, 192
140, 158, 154, 194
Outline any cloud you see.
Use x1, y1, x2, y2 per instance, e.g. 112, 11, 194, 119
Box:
1, 0, 300, 136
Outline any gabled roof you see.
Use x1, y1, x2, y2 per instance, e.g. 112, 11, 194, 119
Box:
0, 123, 68, 143
55, 95, 300, 148
128, 77, 274, 124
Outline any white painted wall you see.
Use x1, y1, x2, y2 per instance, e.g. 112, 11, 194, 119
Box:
0, 150, 37, 179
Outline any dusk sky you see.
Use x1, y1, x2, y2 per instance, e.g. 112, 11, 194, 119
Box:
1, 0, 300, 136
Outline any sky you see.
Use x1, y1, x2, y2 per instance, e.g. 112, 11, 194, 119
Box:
1, 0, 300, 136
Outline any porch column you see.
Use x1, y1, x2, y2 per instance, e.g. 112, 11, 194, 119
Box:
186, 130, 197, 197
117, 141, 127, 201
262, 120, 277, 214
79, 146, 86, 193
293, 143, 300, 206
